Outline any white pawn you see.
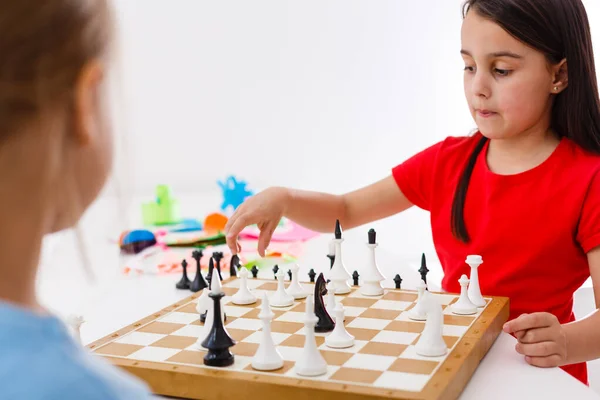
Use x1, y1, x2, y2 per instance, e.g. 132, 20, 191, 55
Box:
231, 267, 257, 305
450, 274, 477, 315
466, 255, 486, 307
286, 264, 308, 299
66, 314, 84, 345
252, 293, 284, 371
415, 291, 447, 357
360, 229, 386, 296
329, 220, 352, 294
193, 270, 224, 349
270, 270, 294, 307
407, 280, 428, 321
325, 280, 337, 315
295, 295, 328, 376
325, 304, 354, 348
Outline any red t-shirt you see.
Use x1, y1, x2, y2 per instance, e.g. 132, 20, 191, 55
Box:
392, 132, 600, 385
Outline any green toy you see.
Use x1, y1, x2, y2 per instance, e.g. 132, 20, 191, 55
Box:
142, 185, 181, 226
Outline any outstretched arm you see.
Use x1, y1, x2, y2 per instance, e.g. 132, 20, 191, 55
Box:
284, 175, 414, 232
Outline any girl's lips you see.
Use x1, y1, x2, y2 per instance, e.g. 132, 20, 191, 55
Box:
477, 109, 497, 118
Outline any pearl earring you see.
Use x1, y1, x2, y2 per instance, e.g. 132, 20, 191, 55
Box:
554, 86, 559, 91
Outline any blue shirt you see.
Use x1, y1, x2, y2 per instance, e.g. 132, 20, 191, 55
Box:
0, 301, 154, 400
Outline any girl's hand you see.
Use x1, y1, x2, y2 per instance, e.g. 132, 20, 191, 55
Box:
224, 187, 290, 256
503, 312, 568, 367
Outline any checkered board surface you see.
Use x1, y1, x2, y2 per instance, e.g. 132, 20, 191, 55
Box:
88, 277, 509, 400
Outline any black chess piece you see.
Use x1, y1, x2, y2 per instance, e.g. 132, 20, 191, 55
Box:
327, 254, 335, 269
251, 265, 259, 278
352, 270, 360, 286
206, 257, 215, 285
229, 254, 239, 278
419, 253, 429, 286
175, 259, 191, 290
190, 250, 208, 293
213, 252, 224, 281
394, 274, 403, 289
201, 291, 236, 367
314, 273, 335, 332
368, 228, 376, 244
287, 269, 292, 281
334, 219, 342, 239
272, 264, 279, 279
308, 268, 316, 283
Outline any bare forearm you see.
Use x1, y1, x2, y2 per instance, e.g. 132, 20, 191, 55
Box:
282, 188, 348, 233
563, 309, 600, 365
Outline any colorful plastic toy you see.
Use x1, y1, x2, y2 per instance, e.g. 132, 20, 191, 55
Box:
142, 185, 181, 226
218, 175, 253, 213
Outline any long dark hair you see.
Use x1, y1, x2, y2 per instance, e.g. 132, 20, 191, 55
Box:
451, 0, 600, 243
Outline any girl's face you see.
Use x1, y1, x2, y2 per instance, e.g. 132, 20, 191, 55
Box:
460, 10, 561, 140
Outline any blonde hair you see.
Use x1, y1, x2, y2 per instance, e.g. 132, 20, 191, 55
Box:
0, 0, 112, 140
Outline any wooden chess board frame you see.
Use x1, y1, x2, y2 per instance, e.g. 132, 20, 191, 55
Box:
87, 277, 509, 400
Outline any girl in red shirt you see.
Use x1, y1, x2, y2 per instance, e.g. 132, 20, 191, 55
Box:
225, 0, 600, 386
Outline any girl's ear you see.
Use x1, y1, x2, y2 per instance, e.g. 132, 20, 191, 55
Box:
551, 58, 568, 94
73, 60, 105, 146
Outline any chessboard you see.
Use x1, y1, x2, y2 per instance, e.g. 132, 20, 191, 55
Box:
87, 275, 509, 400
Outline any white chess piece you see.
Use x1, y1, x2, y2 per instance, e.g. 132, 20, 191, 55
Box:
286, 264, 308, 299
194, 270, 225, 349
415, 291, 447, 357
295, 295, 328, 376
407, 280, 428, 321
270, 270, 294, 307
252, 293, 284, 371
231, 267, 257, 305
325, 280, 337, 315
196, 287, 210, 316
325, 304, 354, 348
466, 255, 486, 307
450, 274, 477, 315
360, 229, 386, 296
66, 314, 84, 345
329, 221, 352, 294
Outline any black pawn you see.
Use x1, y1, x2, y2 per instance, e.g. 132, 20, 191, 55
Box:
308, 268, 316, 283
352, 270, 360, 286
213, 252, 224, 281
334, 219, 342, 239
314, 273, 335, 332
190, 251, 208, 293
251, 265, 259, 278
419, 253, 429, 286
201, 291, 236, 367
175, 259, 191, 290
287, 269, 292, 281
229, 254, 239, 278
394, 274, 403, 289
273, 264, 279, 279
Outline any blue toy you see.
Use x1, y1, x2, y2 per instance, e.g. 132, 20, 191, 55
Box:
218, 175, 253, 213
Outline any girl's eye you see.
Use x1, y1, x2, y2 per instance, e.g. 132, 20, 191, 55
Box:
464, 66, 475, 72
495, 68, 511, 76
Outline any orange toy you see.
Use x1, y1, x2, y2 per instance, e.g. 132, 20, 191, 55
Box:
203, 212, 228, 234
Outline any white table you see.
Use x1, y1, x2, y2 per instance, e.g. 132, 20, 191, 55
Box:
36, 195, 600, 399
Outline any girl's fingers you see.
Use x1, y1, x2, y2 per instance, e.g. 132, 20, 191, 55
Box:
257, 222, 276, 257
515, 341, 559, 357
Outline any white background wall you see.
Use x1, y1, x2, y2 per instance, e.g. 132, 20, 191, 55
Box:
105, 0, 600, 254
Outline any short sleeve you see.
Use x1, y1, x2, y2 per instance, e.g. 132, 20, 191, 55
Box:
577, 171, 600, 253
391, 140, 444, 211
